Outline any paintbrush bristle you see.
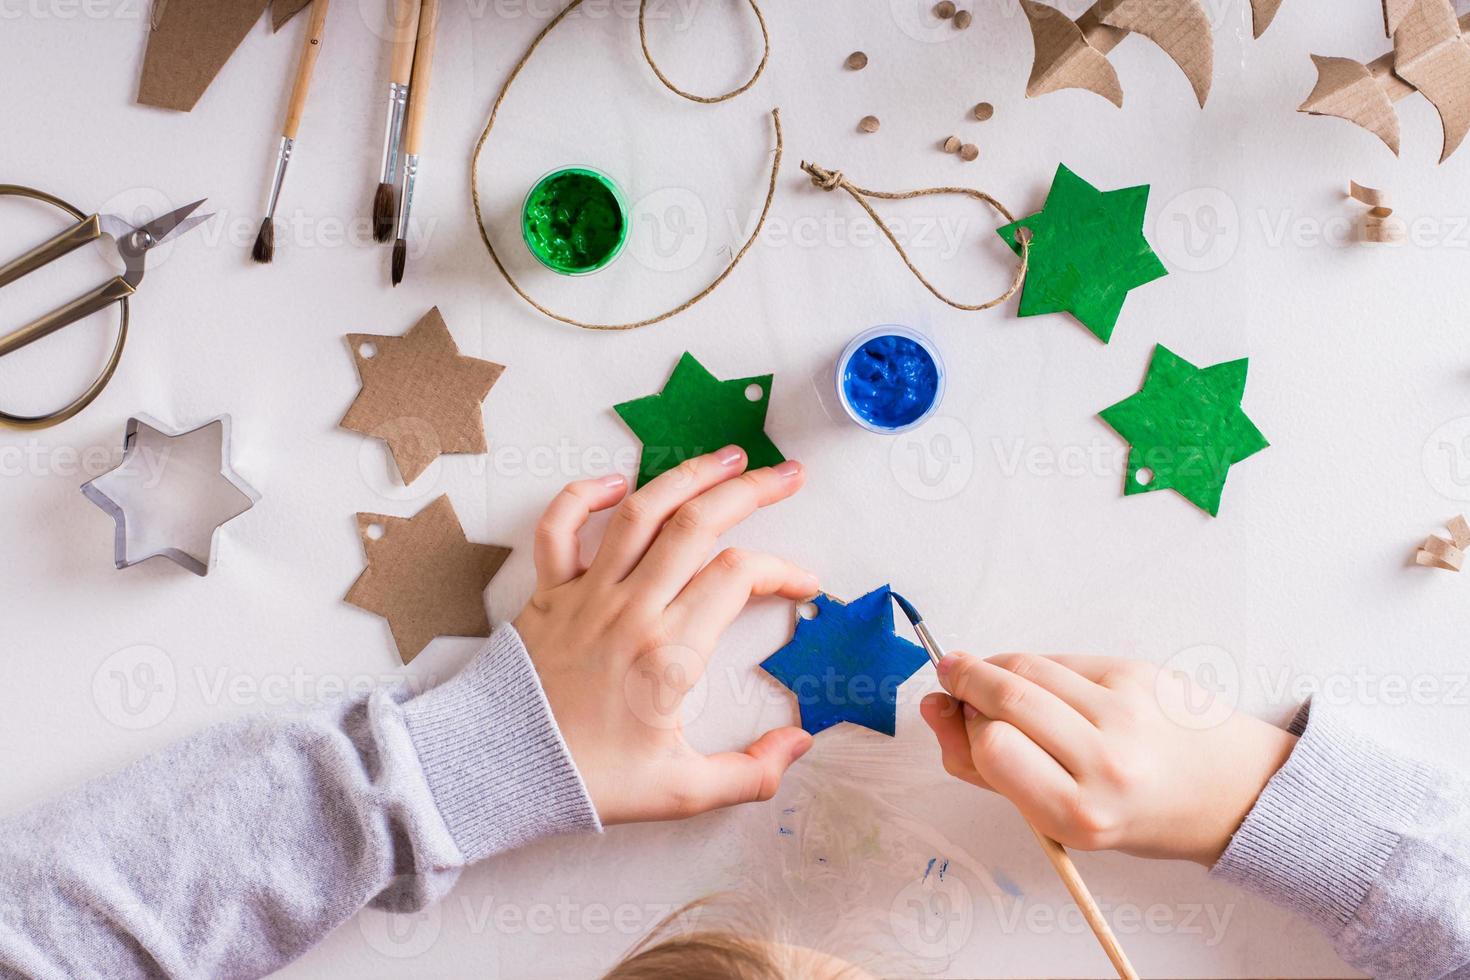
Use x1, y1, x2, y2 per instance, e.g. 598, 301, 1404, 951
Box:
251, 218, 275, 264
390, 238, 406, 286
372, 184, 395, 243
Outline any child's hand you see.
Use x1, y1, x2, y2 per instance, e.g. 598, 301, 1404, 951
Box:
514, 447, 817, 826
920, 653, 1297, 865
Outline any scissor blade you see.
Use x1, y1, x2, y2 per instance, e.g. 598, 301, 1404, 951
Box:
138, 198, 209, 246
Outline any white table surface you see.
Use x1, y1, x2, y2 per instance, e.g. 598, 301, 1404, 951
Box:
5, 0, 1470, 975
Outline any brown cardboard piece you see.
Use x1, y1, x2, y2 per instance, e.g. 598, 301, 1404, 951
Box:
138, 0, 314, 112
340, 307, 506, 486
1251, 0, 1286, 39
1020, 0, 1217, 107
1416, 515, 1470, 571
1300, 0, 1470, 162
1348, 180, 1405, 243
345, 495, 511, 663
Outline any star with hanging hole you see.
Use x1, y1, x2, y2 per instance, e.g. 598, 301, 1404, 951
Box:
997, 163, 1168, 343
341, 307, 506, 485
615, 351, 785, 488
761, 585, 929, 737
1098, 344, 1268, 517
81, 415, 259, 576
345, 495, 511, 663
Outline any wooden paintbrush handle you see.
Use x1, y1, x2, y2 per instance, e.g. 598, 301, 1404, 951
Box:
402, 0, 439, 156
388, 0, 422, 85
282, 0, 331, 138
1026, 822, 1139, 980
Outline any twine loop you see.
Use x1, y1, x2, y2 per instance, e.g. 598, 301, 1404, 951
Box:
798, 160, 1030, 313
470, 0, 778, 332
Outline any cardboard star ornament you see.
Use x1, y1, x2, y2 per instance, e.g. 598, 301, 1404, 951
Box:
341, 307, 506, 486
615, 352, 784, 488
81, 415, 259, 576
345, 495, 511, 663
761, 586, 929, 737
998, 164, 1167, 344
1098, 344, 1268, 517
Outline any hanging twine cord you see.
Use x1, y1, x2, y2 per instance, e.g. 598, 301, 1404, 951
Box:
800, 161, 1030, 312
470, 0, 778, 332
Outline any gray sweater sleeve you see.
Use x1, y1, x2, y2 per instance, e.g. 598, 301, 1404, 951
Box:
1211, 701, 1470, 979
0, 625, 600, 980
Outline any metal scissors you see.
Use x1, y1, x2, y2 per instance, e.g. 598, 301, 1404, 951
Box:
0, 184, 213, 429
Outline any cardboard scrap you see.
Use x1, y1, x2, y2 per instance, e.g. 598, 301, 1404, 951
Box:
345, 495, 511, 663
1019, 0, 1217, 107
1097, 344, 1268, 517
1348, 181, 1405, 243
340, 307, 506, 486
139, 0, 314, 111
760, 586, 928, 737
1416, 515, 1470, 571
1300, 0, 1470, 162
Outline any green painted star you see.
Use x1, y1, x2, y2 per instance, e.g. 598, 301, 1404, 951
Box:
997, 163, 1168, 343
1098, 345, 1268, 517
615, 352, 785, 487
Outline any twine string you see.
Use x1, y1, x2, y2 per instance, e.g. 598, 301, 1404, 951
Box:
470, 0, 778, 332
799, 161, 1030, 313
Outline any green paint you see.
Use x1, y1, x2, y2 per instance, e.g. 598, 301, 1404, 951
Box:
1098, 344, 1268, 517
997, 163, 1167, 343
614, 352, 785, 488
521, 167, 628, 274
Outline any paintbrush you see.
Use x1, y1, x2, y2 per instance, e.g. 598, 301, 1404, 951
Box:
371, 0, 421, 243
391, 0, 438, 286
253, 0, 331, 264
889, 590, 1140, 980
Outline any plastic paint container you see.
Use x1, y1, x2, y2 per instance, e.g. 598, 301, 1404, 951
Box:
835, 325, 945, 433
521, 167, 629, 275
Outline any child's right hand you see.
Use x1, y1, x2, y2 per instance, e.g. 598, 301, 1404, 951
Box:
920, 653, 1298, 865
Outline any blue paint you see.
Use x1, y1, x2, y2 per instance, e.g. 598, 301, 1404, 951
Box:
836, 326, 945, 433
778, 826, 794, 836
992, 868, 1024, 898
922, 858, 937, 882
938, 859, 949, 881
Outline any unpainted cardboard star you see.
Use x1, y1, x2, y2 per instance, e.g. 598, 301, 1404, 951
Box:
345, 495, 511, 663
341, 307, 505, 485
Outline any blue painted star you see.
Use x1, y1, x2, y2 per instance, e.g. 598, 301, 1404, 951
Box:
761, 585, 929, 736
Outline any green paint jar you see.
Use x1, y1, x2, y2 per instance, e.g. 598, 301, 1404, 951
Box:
521, 167, 629, 275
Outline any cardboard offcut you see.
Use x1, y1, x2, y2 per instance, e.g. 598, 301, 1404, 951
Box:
1416, 515, 1470, 571
139, 0, 315, 111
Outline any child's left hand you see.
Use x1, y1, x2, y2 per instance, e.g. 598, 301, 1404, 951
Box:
515, 447, 818, 826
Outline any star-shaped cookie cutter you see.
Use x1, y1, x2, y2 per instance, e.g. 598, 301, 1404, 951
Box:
81, 414, 260, 576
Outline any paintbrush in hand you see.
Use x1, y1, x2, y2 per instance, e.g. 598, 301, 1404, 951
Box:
392, 0, 438, 286
253, 0, 331, 263
371, 0, 421, 242
889, 590, 1141, 980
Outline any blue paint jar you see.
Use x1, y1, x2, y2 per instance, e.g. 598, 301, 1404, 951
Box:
835, 325, 945, 433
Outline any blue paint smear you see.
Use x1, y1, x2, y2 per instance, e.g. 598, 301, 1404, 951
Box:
992, 868, 1024, 898
938, 859, 949, 881
778, 826, 793, 836
922, 857, 937, 882
841, 333, 940, 429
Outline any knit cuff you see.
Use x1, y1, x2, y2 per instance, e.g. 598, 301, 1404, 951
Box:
1210, 700, 1433, 934
402, 624, 601, 864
